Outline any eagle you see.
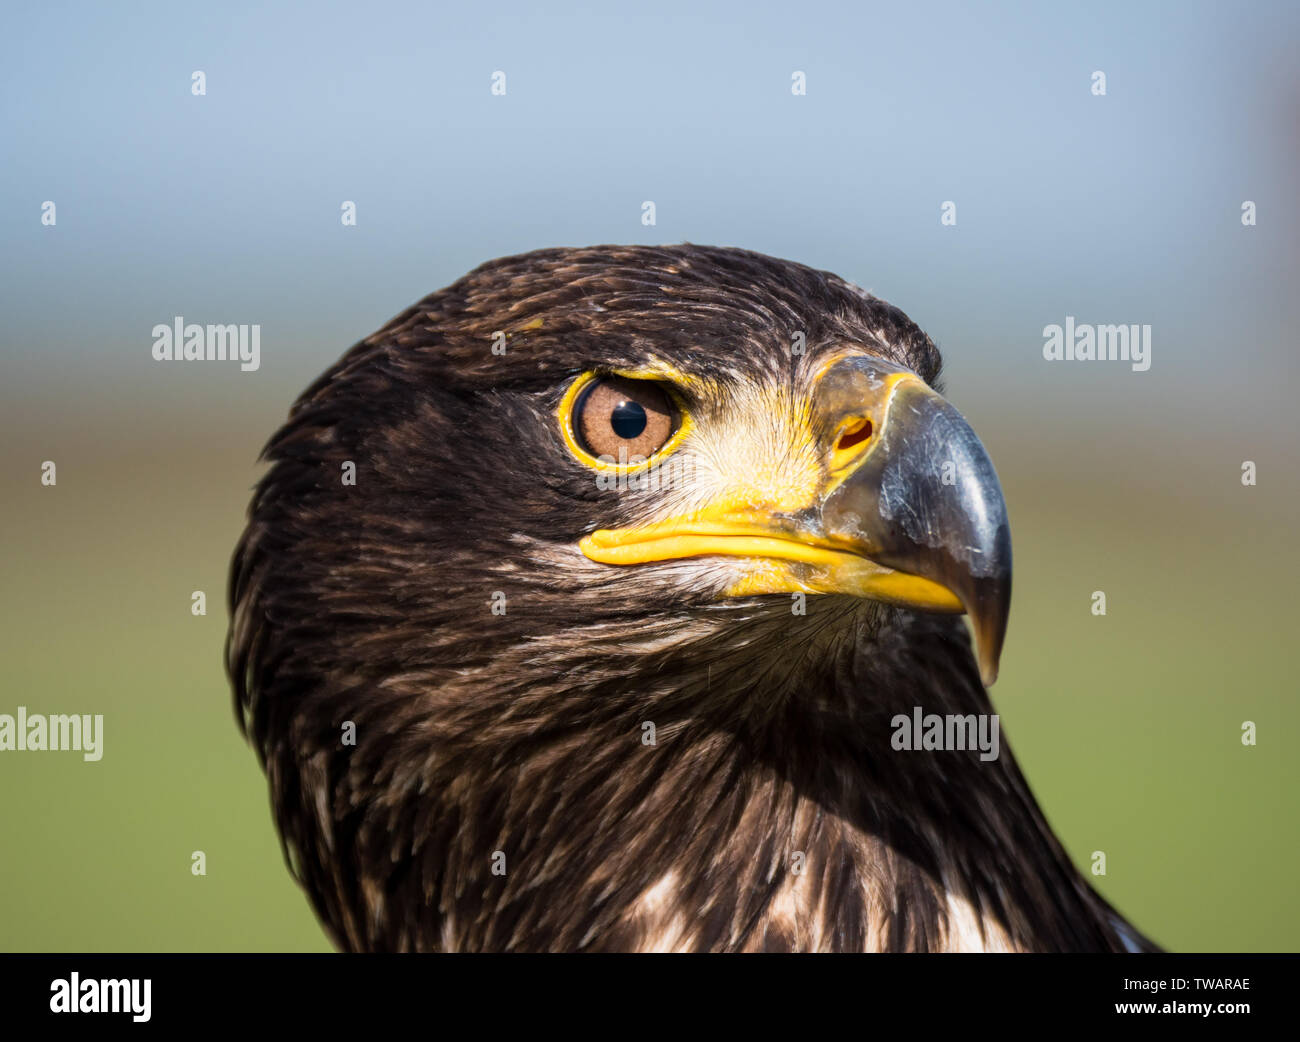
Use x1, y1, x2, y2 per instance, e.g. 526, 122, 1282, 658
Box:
227, 244, 1157, 953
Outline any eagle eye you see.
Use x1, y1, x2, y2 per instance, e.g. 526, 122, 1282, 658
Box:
572, 375, 678, 462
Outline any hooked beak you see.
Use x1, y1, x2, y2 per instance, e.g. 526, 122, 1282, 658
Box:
817, 360, 1012, 685
578, 356, 1012, 686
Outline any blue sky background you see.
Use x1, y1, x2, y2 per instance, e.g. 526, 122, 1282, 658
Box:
3, 0, 1297, 438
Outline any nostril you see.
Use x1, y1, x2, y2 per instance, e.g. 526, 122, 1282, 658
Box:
836, 418, 873, 453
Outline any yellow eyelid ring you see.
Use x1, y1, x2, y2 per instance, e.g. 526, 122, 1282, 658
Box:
557, 369, 694, 473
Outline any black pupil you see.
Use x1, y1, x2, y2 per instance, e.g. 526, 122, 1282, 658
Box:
610, 399, 647, 439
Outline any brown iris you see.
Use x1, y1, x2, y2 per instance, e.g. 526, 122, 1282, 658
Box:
575, 376, 677, 460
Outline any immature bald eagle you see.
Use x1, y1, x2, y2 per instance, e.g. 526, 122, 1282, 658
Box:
228, 245, 1155, 952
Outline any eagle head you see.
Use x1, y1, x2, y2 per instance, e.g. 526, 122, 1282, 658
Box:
228, 244, 1151, 953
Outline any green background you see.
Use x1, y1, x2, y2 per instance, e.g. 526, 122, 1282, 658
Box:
3, 400, 1294, 951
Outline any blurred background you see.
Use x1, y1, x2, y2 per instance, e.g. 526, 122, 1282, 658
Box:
1, 0, 1296, 951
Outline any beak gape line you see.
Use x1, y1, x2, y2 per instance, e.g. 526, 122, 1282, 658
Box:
580, 355, 1013, 686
